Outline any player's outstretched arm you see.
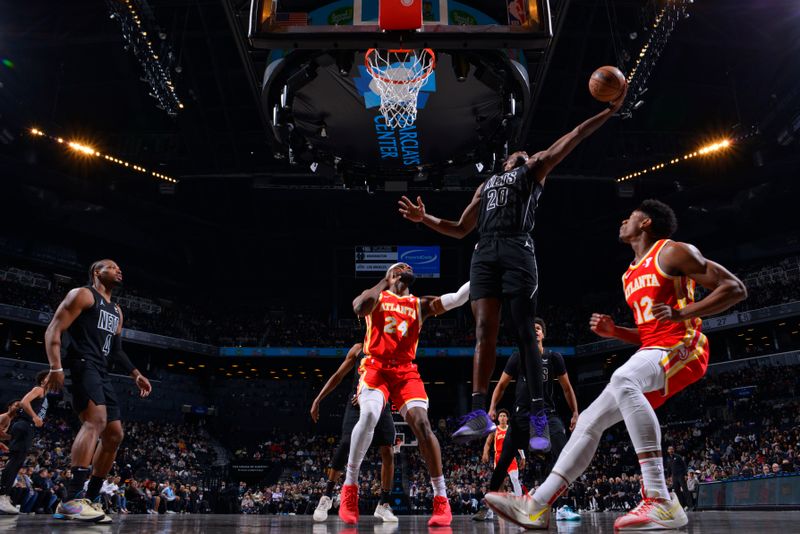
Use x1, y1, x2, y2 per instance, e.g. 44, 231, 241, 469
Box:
589, 313, 641, 345
398, 187, 482, 239
311, 343, 361, 422
525, 83, 628, 185
43, 287, 95, 393
488, 371, 512, 421
653, 242, 747, 321
420, 281, 470, 321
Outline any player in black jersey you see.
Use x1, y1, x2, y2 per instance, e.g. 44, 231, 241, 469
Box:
0, 371, 49, 515
41, 259, 152, 523
310, 342, 397, 523
399, 85, 627, 448
488, 319, 579, 471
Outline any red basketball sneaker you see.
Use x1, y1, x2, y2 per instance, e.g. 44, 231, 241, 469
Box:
338, 484, 359, 525
428, 495, 452, 526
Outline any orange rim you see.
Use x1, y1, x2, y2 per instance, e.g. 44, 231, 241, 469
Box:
365, 48, 436, 85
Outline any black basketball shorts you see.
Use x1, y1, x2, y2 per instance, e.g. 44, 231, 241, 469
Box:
66, 359, 122, 423
470, 234, 538, 300
340, 397, 396, 447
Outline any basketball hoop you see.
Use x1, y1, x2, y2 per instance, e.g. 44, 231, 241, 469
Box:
365, 48, 436, 129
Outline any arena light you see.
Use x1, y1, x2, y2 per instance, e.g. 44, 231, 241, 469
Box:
68, 141, 98, 156
620, 0, 693, 118
617, 138, 732, 182
29, 127, 178, 183
106, 0, 183, 116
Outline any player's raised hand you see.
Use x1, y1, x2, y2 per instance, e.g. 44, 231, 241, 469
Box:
608, 80, 629, 113
589, 313, 616, 338
652, 302, 682, 322
398, 196, 425, 223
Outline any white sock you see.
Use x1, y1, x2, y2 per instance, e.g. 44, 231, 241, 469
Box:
343, 388, 384, 486
532, 472, 568, 506
509, 470, 522, 496
431, 475, 447, 497
639, 457, 669, 500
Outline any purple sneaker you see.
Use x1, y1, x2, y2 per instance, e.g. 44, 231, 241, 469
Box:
529, 411, 551, 452
452, 409, 496, 444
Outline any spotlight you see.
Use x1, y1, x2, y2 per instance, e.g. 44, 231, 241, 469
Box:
309, 162, 319, 173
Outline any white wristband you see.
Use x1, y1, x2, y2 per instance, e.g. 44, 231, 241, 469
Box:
49, 368, 64, 373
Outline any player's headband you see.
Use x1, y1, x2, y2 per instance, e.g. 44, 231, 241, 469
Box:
385, 262, 412, 277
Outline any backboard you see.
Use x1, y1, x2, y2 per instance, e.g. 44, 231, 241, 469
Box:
249, 0, 553, 50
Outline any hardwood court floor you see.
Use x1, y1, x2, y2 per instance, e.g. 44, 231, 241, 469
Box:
4, 510, 799, 533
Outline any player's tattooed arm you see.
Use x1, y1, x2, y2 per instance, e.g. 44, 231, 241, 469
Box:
525, 82, 628, 185
653, 242, 747, 321
398, 185, 482, 239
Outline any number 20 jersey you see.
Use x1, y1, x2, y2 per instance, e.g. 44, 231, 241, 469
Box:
477, 164, 543, 235
622, 239, 705, 350
363, 291, 421, 363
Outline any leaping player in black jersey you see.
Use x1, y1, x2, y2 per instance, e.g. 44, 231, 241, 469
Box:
399, 83, 627, 449
310, 342, 398, 523
41, 259, 152, 523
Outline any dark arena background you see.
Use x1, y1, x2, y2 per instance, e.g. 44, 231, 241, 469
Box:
1, 0, 800, 532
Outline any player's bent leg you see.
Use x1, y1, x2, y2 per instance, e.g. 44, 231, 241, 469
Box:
488, 388, 624, 527
508, 294, 549, 451
453, 298, 501, 443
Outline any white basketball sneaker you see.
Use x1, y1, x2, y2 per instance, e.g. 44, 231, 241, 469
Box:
614, 491, 688, 531
0, 495, 19, 515
484, 491, 550, 530
373, 502, 399, 522
313, 495, 333, 522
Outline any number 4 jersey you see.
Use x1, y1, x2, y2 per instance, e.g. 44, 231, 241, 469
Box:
65, 285, 122, 367
622, 239, 706, 351
363, 291, 422, 362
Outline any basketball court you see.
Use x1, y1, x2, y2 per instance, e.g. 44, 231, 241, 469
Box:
6, 511, 800, 533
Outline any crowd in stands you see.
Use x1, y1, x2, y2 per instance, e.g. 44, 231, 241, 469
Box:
223, 363, 799, 516
0, 406, 218, 516
3, 255, 800, 347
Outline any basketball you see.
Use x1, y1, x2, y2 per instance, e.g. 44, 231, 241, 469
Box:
589, 66, 627, 102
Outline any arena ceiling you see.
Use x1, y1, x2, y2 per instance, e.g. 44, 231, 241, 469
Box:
1, 0, 798, 305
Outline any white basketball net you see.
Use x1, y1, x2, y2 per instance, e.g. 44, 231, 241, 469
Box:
365, 48, 436, 129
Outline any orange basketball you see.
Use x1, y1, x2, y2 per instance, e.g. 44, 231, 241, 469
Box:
589, 66, 626, 102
